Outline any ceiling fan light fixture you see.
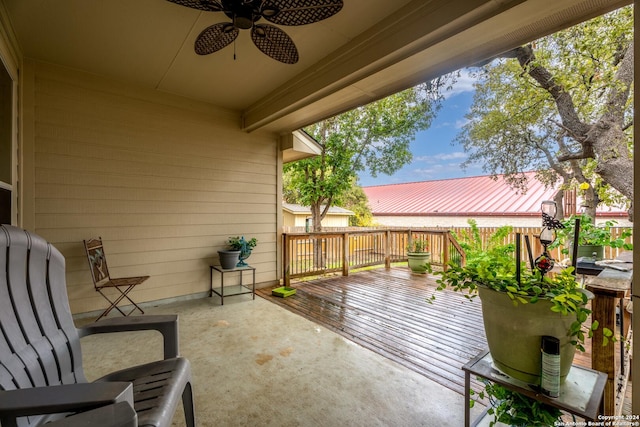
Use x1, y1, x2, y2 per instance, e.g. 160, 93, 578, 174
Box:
222, 23, 235, 33
261, 6, 279, 18
233, 13, 253, 30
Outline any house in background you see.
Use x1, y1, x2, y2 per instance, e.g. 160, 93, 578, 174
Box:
363, 172, 630, 228
282, 202, 354, 231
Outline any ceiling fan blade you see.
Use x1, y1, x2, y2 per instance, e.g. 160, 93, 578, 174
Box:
195, 23, 239, 55
251, 24, 299, 64
165, 0, 224, 12
262, 0, 343, 26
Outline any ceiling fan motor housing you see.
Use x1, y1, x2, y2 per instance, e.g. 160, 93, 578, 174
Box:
222, 0, 262, 30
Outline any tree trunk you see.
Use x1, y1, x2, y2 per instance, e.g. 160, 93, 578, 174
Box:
590, 121, 634, 221
310, 202, 325, 268
553, 190, 565, 220
510, 44, 634, 222
311, 203, 323, 233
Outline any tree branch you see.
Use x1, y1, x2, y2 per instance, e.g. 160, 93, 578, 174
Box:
603, 41, 634, 122
509, 46, 592, 141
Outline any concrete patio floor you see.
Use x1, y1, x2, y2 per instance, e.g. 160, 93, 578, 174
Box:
78, 295, 484, 426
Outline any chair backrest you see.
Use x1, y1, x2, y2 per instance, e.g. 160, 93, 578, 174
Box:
0, 225, 86, 424
83, 237, 111, 288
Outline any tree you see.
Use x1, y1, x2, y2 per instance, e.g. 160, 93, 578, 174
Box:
282, 173, 374, 226
284, 78, 452, 231
457, 6, 633, 220
342, 182, 374, 227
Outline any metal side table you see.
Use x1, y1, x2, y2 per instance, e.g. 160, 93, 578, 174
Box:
463, 349, 606, 427
209, 264, 256, 305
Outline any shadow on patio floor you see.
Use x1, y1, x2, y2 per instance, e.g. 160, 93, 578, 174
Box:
78, 295, 482, 426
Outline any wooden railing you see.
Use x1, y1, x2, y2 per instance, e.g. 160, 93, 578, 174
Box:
282, 229, 465, 286
281, 226, 632, 285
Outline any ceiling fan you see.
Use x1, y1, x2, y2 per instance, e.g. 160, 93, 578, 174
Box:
166, 0, 344, 64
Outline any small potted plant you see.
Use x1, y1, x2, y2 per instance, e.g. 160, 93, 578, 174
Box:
218, 236, 257, 269
406, 236, 430, 274
228, 236, 258, 267
550, 214, 632, 261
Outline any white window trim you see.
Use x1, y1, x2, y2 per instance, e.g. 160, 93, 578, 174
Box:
0, 3, 19, 225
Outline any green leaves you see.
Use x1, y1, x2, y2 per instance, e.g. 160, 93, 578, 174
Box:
602, 327, 615, 347
457, 6, 634, 211
434, 222, 597, 352
479, 380, 562, 426
284, 77, 454, 230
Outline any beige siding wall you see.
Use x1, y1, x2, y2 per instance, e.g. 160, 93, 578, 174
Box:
283, 211, 349, 228
283, 210, 297, 228
313, 215, 349, 228
20, 60, 280, 314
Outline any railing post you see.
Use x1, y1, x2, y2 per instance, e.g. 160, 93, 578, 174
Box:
385, 230, 391, 269
343, 232, 349, 276
585, 269, 632, 415
443, 232, 450, 271
283, 233, 291, 287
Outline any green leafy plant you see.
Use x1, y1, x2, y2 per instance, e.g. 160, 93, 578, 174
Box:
472, 381, 562, 427
434, 257, 596, 351
550, 214, 632, 255
228, 236, 258, 250
451, 220, 515, 272
431, 220, 601, 352
407, 237, 429, 253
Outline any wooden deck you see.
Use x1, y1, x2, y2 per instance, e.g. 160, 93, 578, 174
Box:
257, 267, 598, 398
258, 267, 490, 395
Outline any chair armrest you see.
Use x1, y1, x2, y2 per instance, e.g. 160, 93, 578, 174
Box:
45, 402, 137, 427
0, 382, 133, 426
77, 315, 179, 359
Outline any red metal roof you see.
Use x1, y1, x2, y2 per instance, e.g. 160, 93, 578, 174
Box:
363, 172, 626, 217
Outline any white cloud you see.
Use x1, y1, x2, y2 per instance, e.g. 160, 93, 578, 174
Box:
442, 69, 476, 99
455, 118, 470, 129
434, 151, 467, 161
405, 149, 487, 181
415, 151, 467, 163
411, 163, 464, 180
432, 114, 469, 130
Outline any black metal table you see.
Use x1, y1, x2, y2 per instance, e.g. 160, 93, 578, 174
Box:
576, 259, 606, 276
210, 264, 256, 305
463, 349, 606, 427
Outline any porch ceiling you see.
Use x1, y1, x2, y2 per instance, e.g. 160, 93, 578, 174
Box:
2, 0, 629, 134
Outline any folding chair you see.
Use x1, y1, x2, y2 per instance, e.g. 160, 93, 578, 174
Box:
84, 237, 149, 321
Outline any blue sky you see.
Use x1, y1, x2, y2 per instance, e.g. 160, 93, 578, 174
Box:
357, 72, 485, 187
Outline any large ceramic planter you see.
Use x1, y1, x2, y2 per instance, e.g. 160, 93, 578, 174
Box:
407, 252, 431, 273
218, 250, 240, 270
478, 286, 583, 385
